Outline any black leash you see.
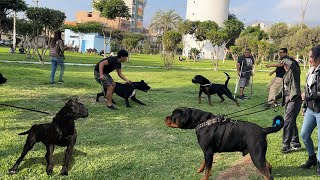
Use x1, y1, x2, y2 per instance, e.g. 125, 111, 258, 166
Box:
0, 103, 51, 115
225, 100, 273, 116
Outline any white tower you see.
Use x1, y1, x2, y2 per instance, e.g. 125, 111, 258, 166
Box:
184, 0, 230, 59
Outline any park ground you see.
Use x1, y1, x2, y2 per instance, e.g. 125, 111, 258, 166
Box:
0, 47, 319, 179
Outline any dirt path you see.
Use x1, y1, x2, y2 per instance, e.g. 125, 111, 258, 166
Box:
216, 155, 263, 180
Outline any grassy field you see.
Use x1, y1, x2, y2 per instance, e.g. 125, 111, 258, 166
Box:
0, 47, 319, 179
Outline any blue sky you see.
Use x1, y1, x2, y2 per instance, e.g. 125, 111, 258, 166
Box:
24, 0, 319, 27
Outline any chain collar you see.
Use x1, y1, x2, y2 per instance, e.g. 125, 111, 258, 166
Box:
195, 116, 236, 130
201, 83, 212, 87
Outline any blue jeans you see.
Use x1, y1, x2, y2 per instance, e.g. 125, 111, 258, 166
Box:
50, 56, 64, 83
301, 108, 320, 161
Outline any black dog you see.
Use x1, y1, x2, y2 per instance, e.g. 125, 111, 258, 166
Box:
192, 73, 239, 106
0, 72, 7, 84
8, 99, 89, 176
165, 107, 284, 180
96, 80, 150, 107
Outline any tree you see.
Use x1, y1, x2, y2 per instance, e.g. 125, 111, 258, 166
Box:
122, 33, 144, 61
162, 30, 182, 68
26, 7, 66, 62
149, 9, 182, 52
240, 26, 268, 41
93, 0, 130, 57
269, 22, 288, 44
0, 0, 27, 38
206, 30, 228, 70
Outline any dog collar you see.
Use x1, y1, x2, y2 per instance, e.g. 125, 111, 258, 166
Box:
196, 117, 219, 129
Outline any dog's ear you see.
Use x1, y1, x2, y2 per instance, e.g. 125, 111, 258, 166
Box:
141, 80, 144, 83
66, 99, 74, 105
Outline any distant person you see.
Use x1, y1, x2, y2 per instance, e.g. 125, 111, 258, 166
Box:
300, 45, 320, 175
94, 50, 131, 110
273, 48, 302, 153
237, 48, 254, 100
49, 30, 65, 86
265, 60, 286, 107
9, 45, 15, 54
18, 45, 25, 54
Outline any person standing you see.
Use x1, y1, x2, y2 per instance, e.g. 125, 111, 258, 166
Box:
237, 48, 254, 100
300, 45, 320, 175
265, 61, 286, 107
49, 30, 65, 86
273, 48, 302, 153
94, 50, 131, 110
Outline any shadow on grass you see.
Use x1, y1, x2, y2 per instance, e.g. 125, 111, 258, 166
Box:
273, 165, 317, 178
13, 149, 87, 173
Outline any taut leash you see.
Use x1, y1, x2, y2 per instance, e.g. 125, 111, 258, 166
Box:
0, 103, 51, 115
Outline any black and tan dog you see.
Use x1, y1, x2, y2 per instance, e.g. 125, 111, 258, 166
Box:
165, 107, 284, 180
0, 72, 7, 84
192, 73, 239, 106
96, 80, 150, 107
8, 99, 89, 176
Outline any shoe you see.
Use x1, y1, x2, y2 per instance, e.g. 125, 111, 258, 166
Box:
107, 105, 118, 110
264, 103, 272, 109
291, 144, 302, 151
58, 80, 64, 84
301, 154, 317, 169
238, 95, 246, 100
51, 82, 55, 87
243, 95, 250, 99
282, 147, 292, 153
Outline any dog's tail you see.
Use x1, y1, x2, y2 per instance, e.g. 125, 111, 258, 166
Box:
18, 129, 31, 135
263, 115, 284, 135
224, 72, 230, 86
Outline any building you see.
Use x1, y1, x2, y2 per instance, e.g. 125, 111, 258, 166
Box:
85, 0, 147, 32
183, 0, 230, 59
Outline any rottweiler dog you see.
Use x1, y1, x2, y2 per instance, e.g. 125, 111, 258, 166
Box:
192, 73, 239, 106
165, 107, 284, 180
8, 99, 89, 176
0, 73, 7, 84
96, 80, 150, 107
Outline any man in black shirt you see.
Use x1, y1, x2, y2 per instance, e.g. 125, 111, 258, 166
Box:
237, 48, 254, 100
94, 50, 131, 110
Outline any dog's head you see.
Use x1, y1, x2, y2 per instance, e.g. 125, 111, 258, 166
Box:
0, 73, 7, 85
165, 107, 214, 129
63, 99, 89, 119
133, 80, 150, 92
192, 75, 210, 85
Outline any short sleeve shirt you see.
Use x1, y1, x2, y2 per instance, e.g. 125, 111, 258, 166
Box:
94, 56, 121, 74
238, 55, 254, 78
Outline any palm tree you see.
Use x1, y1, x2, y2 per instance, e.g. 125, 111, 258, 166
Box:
149, 9, 182, 52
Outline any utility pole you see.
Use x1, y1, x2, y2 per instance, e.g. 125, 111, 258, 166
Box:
300, 0, 310, 29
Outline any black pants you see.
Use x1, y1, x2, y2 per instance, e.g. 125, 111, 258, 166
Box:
283, 96, 302, 148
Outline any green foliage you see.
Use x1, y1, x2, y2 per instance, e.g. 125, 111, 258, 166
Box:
93, 0, 130, 20
16, 19, 33, 37
240, 26, 268, 41
223, 19, 244, 41
163, 30, 182, 52
66, 21, 104, 34
195, 21, 219, 41
206, 30, 228, 46
229, 46, 242, 56
149, 9, 182, 34
269, 22, 288, 44
0, 0, 27, 22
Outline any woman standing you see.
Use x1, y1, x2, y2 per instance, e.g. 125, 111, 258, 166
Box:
300, 45, 320, 175
49, 30, 65, 86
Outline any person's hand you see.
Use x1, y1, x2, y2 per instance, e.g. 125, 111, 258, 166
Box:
99, 74, 105, 80
301, 92, 305, 100
269, 71, 273, 76
301, 110, 305, 116
126, 80, 132, 84
266, 64, 270, 68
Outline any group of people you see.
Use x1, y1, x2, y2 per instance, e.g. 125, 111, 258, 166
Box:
48, 29, 320, 175
238, 46, 320, 175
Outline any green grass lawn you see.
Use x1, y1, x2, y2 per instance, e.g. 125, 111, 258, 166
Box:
0, 47, 318, 179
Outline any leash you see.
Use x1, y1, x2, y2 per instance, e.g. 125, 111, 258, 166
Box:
0, 103, 51, 115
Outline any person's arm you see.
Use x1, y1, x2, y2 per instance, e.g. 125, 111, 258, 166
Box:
266, 63, 283, 68
99, 60, 109, 79
59, 40, 66, 52
269, 69, 276, 76
116, 69, 131, 84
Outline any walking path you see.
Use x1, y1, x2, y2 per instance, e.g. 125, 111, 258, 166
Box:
0, 60, 273, 72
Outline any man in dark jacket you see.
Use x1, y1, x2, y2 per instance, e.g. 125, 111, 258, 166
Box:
94, 50, 131, 110
274, 48, 302, 153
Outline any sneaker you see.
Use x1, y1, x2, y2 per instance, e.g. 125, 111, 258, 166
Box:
58, 80, 64, 84
238, 95, 246, 100
291, 145, 302, 151
282, 147, 292, 153
107, 105, 118, 110
243, 95, 250, 99
264, 103, 272, 109
51, 82, 55, 87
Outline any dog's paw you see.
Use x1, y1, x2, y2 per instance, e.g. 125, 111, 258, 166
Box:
46, 169, 53, 175
197, 168, 204, 173
8, 169, 17, 175
60, 171, 68, 176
